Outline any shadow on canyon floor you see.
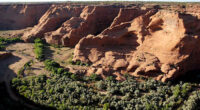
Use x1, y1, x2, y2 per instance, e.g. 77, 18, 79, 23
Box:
0, 55, 55, 110
0, 55, 20, 82
174, 70, 200, 84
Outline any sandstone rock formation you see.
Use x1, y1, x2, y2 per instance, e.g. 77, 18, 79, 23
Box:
2, 3, 200, 81
73, 9, 200, 82
45, 6, 119, 47
0, 4, 50, 30
22, 4, 84, 42
22, 5, 120, 45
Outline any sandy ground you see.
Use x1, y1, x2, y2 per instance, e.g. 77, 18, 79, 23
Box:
0, 42, 49, 84
6, 43, 49, 76
45, 46, 89, 74
0, 42, 90, 82
0, 27, 31, 38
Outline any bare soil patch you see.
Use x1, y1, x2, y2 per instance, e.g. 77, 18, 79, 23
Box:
0, 28, 31, 38
45, 46, 90, 74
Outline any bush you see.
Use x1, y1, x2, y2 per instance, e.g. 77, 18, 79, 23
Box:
44, 59, 73, 77
0, 37, 22, 51
70, 59, 90, 67
106, 76, 114, 81
173, 85, 181, 98
34, 38, 45, 61
70, 74, 79, 80
17, 60, 33, 77
103, 103, 110, 110
44, 59, 60, 71
89, 73, 100, 81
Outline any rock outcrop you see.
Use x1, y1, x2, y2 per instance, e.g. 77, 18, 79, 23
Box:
0, 4, 50, 30
45, 6, 119, 47
73, 9, 200, 82
22, 4, 84, 42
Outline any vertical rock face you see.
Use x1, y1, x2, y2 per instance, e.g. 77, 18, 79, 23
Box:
0, 4, 50, 30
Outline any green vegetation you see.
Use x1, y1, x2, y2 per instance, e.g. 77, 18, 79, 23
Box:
68, 53, 90, 66
69, 60, 90, 66
11, 59, 200, 110
34, 38, 45, 61
44, 59, 71, 76
0, 37, 22, 50
17, 60, 33, 77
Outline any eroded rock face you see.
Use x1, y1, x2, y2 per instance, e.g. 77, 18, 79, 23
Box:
45, 6, 119, 47
22, 4, 84, 42
73, 10, 200, 82
0, 4, 50, 30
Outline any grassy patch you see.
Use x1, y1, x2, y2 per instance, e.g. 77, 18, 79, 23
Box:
0, 37, 22, 51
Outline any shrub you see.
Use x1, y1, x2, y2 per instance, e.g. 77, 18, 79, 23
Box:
69, 59, 90, 67
44, 59, 60, 71
34, 38, 44, 61
89, 73, 100, 81
70, 74, 79, 80
103, 103, 110, 110
17, 60, 33, 77
106, 76, 114, 81
181, 83, 192, 97
173, 85, 181, 98
57, 68, 64, 74
0, 37, 22, 50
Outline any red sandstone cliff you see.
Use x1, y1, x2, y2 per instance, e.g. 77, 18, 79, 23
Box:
0, 4, 50, 30
44, 6, 119, 47
73, 9, 200, 81
2, 3, 200, 81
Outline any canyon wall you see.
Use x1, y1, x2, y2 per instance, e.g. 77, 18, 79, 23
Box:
0, 4, 51, 30
1, 3, 200, 81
